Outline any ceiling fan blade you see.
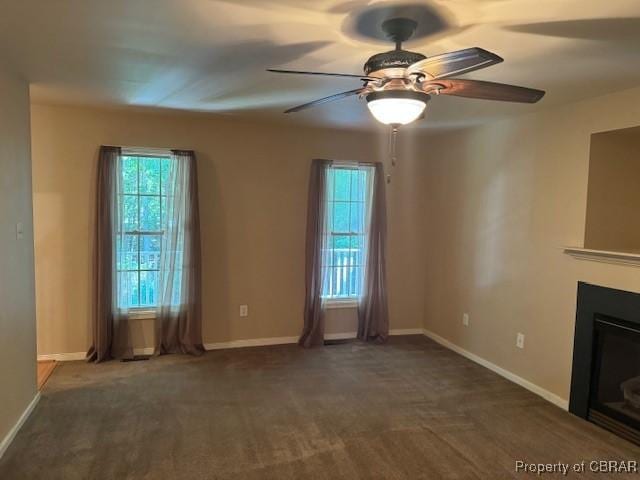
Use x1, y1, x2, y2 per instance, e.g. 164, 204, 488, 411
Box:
268, 69, 376, 81
429, 79, 545, 103
284, 88, 364, 113
407, 47, 503, 79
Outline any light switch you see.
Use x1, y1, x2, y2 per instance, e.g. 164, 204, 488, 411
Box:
16, 222, 24, 240
239, 305, 248, 317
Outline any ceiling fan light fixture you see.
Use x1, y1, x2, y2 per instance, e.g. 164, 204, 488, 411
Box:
366, 90, 429, 125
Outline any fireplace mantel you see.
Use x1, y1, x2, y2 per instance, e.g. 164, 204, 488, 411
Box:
564, 247, 640, 267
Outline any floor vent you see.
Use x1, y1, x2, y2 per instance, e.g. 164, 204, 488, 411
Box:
121, 355, 151, 362
324, 339, 355, 346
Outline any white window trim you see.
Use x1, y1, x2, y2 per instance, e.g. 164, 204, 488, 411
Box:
118, 150, 171, 311
324, 297, 359, 309
321, 164, 369, 301
121, 146, 172, 157
127, 308, 156, 320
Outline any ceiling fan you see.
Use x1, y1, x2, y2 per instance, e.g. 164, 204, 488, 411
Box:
268, 18, 545, 126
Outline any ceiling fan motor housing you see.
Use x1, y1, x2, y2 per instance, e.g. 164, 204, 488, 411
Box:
364, 50, 426, 75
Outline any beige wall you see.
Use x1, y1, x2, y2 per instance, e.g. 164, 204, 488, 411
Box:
421, 85, 640, 402
31, 104, 427, 355
584, 126, 640, 252
29, 81, 640, 406
0, 71, 37, 445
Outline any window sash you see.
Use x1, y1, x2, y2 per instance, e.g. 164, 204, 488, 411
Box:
116, 154, 169, 309
321, 165, 369, 300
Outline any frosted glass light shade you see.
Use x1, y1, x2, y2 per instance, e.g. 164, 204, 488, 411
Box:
366, 91, 429, 125
367, 98, 426, 125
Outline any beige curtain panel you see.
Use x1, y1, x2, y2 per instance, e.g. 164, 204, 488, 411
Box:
299, 159, 330, 347
154, 150, 204, 355
357, 162, 389, 342
87, 146, 133, 362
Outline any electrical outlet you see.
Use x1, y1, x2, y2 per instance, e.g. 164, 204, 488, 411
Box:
516, 332, 525, 349
239, 305, 248, 317
462, 313, 469, 327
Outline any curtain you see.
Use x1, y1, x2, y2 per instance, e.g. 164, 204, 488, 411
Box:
155, 150, 204, 355
357, 162, 389, 341
299, 159, 330, 347
87, 146, 133, 362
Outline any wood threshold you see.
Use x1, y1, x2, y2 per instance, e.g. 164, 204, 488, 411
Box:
37, 360, 57, 390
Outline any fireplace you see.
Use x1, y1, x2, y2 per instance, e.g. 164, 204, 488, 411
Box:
570, 282, 640, 444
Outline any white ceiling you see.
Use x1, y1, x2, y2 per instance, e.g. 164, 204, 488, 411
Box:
2, 0, 640, 129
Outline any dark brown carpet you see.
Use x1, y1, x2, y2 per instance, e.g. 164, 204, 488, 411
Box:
1, 336, 638, 479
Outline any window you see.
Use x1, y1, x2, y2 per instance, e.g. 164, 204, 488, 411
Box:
321, 165, 372, 300
117, 154, 171, 309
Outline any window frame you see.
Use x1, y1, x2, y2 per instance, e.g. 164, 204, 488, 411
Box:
117, 149, 172, 314
321, 164, 370, 308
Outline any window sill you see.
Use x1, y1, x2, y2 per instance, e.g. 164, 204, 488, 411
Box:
128, 309, 156, 320
324, 299, 359, 309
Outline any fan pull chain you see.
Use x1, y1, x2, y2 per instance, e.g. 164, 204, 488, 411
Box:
387, 125, 399, 184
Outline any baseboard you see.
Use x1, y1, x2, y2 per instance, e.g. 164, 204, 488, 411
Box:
133, 347, 154, 356
325, 332, 356, 341
422, 328, 569, 410
39, 328, 426, 359
0, 392, 40, 460
37, 352, 85, 362
390, 328, 425, 336
205, 328, 424, 349
204, 336, 299, 350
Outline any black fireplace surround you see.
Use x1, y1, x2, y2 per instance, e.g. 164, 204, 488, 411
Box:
570, 282, 640, 444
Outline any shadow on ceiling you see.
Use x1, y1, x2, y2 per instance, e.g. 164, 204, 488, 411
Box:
337, 1, 465, 47
504, 18, 640, 43
132, 39, 330, 106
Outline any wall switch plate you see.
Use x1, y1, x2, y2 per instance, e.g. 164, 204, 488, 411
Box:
516, 333, 525, 349
239, 305, 248, 317
462, 313, 469, 327
16, 222, 24, 240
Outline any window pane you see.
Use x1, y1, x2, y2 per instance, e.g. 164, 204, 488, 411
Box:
139, 271, 158, 307
118, 271, 139, 308
140, 196, 161, 231
333, 245, 352, 268
333, 202, 350, 232
321, 165, 372, 299
140, 235, 161, 270
351, 235, 364, 266
171, 270, 182, 306
140, 157, 161, 194
123, 195, 138, 231
324, 201, 333, 230
351, 169, 365, 202
117, 235, 138, 271
161, 158, 172, 194
333, 169, 351, 201
349, 266, 362, 297
321, 267, 330, 298
350, 201, 365, 233
331, 234, 351, 251
325, 169, 335, 202
121, 156, 138, 194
